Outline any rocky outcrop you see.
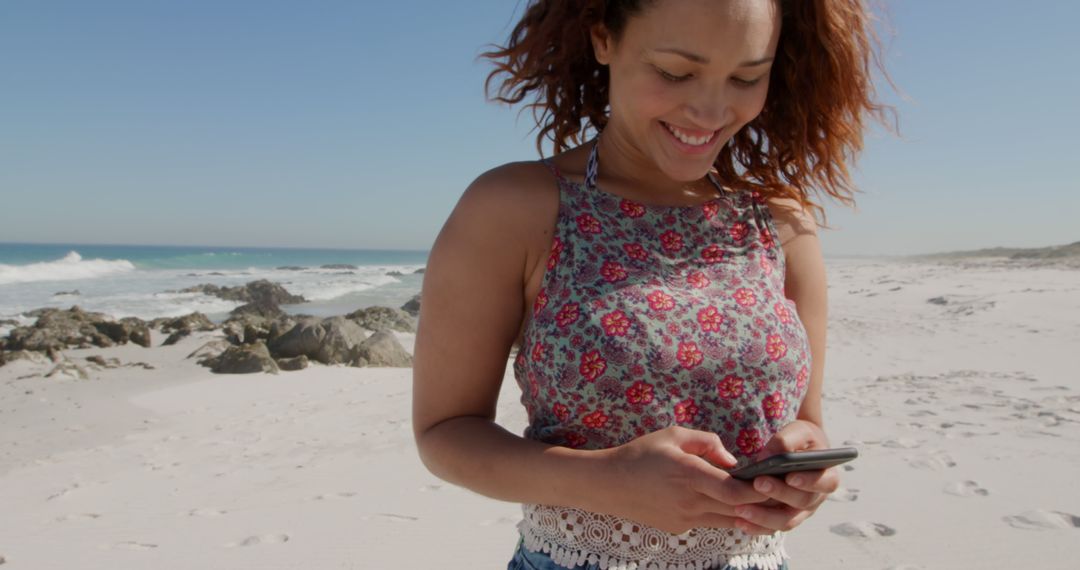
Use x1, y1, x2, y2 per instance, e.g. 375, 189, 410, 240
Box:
2, 307, 152, 354
346, 306, 416, 333
175, 279, 306, 305
268, 316, 369, 365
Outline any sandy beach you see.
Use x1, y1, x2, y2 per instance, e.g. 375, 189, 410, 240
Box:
1, 256, 1079, 569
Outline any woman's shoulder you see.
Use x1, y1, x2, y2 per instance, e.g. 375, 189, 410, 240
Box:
460, 159, 562, 223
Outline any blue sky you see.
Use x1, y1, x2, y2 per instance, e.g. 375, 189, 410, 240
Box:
1, 1, 1077, 256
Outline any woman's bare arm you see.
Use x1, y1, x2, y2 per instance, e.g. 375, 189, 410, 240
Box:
411, 163, 616, 512
767, 197, 828, 431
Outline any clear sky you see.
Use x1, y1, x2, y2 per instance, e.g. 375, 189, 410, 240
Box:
1, 1, 1077, 257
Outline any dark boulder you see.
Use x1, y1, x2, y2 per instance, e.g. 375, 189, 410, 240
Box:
207, 341, 279, 374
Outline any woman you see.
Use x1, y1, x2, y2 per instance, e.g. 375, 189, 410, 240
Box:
412, 0, 898, 568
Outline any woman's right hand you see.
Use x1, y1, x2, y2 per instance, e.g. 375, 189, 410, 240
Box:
595, 425, 771, 535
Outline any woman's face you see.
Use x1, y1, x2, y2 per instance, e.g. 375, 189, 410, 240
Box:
591, 0, 781, 182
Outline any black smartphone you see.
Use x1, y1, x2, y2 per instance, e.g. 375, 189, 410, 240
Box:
727, 447, 858, 481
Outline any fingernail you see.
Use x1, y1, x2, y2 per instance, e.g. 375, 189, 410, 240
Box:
790, 475, 803, 486
755, 479, 772, 492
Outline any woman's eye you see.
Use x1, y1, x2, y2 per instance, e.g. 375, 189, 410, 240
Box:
733, 77, 763, 88
657, 68, 690, 83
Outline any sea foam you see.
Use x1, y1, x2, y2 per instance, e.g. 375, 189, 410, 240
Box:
0, 251, 136, 285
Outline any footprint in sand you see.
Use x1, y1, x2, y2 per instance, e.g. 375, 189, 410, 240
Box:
55, 513, 102, 522
826, 487, 859, 502
112, 541, 158, 550
418, 484, 444, 492
943, 480, 989, 497
906, 451, 956, 470
479, 515, 520, 527
224, 534, 290, 547
313, 492, 357, 500
46, 483, 82, 501
365, 513, 419, 523
186, 508, 227, 517
882, 438, 921, 449
1003, 510, 1080, 530
829, 521, 897, 538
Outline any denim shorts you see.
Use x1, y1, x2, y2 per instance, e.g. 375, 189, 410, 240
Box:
507, 536, 791, 570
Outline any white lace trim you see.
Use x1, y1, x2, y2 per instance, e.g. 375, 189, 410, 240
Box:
517, 503, 789, 570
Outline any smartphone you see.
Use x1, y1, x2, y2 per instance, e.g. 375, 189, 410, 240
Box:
726, 447, 858, 481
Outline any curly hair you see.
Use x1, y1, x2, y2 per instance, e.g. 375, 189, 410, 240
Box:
479, 0, 902, 229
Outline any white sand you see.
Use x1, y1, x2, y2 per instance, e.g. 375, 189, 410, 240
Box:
1, 257, 1078, 569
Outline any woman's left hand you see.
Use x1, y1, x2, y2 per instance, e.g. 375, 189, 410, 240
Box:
732, 419, 840, 535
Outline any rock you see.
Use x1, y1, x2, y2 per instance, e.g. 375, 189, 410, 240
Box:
45, 358, 90, 380
208, 342, 279, 374
187, 339, 234, 366
351, 330, 413, 367
315, 317, 369, 365
222, 312, 299, 345
52, 289, 81, 296
412, 268, 425, 274
151, 313, 216, 334
176, 279, 305, 305
400, 294, 421, 317
276, 266, 305, 271
267, 317, 327, 360
320, 264, 357, 270
927, 296, 948, 305
346, 306, 416, 333
119, 317, 152, 347
93, 317, 153, 346
162, 330, 191, 346
230, 300, 285, 319
221, 321, 245, 344
386, 270, 405, 277
276, 355, 309, 371
267, 316, 367, 365
153, 313, 216, 346
85, 355, 121, 368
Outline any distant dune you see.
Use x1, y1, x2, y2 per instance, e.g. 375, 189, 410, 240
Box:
903, 240, 1080, 268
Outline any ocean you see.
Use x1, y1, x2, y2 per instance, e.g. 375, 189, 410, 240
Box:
0, 242, 429, 333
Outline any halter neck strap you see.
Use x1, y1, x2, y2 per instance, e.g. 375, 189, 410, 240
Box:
585, 129, 726, 194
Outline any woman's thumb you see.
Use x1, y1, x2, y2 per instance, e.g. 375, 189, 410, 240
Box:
678, 429, 738, 467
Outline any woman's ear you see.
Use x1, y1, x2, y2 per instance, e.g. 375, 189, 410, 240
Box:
589, 23, 614, 66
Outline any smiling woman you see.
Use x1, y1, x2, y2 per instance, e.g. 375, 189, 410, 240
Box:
412, 1, 899, 569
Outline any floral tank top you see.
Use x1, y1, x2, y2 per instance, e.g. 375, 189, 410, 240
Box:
511, 133, 812, 570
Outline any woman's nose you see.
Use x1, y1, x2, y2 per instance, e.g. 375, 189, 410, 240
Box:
685, 83, 733, 130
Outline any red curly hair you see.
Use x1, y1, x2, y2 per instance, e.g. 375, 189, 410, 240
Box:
480, 0, 902, 229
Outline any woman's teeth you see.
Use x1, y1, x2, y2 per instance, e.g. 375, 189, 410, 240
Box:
664, 122, 716, 146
